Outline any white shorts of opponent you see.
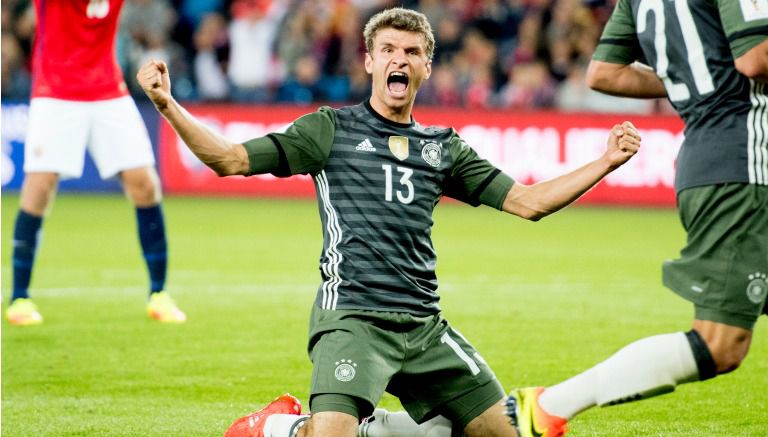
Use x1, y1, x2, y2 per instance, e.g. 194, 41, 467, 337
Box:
24, 96, 155, 179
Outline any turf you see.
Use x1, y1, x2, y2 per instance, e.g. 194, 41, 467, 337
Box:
2, 194, 766, 436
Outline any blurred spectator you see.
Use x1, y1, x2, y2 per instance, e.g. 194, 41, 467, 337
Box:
1, 0, 674, 112
498, 60, 556, 109
120, 0, 177, 47
469, 0, 524, 58
227, 0, 286, 102
465, 66, 495, 109
510, 12, 543, 65
432, 14, 463, 65
275, 7, 316, 78
178, 0, 225, 37
6, 0, 35, 62
346, 62, 372, 103
193, 13, 230, 101
323, 3, 363, 76
555, 61, 654, 114
544, 0, 598, 81
277, 54, 324, 104
457, 29, 504, 106
417, 65, 461, 107
120, 0, 193, 98
173, 0, 226, 65
1, 33, 31, 100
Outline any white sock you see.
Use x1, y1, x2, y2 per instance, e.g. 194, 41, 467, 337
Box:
359, 409, 452, 437
539, 332, 699, 419
264, 414, 309, 437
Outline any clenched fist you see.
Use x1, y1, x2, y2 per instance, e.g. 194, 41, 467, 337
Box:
136, 60, 172, 111
605, 121, 641, 169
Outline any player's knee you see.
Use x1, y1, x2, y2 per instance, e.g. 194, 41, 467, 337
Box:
691, 322, 752, 376
20, 173, 59, 214
300, 412, 358, 437
709, 341, 749, 374
464, 401, 518, 437
130, 183, 159, 205
122, 168, 161, 206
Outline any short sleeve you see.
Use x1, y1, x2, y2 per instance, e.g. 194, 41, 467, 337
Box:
242, 136, 281, 175
715, 0, 768, 58
592, 0, 644, 64
249, 106, 336, 176
443, 132, 515, 210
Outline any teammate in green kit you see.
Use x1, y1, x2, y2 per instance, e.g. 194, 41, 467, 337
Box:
138, 7, 642, 437
506, 1, 768, 436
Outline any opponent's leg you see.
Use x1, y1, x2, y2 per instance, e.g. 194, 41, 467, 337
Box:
7, 172, 59, 326
120, 166, 184, 322
359, 409, 453, 437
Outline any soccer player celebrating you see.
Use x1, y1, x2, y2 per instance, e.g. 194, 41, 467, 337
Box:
508, 1, 768, 436
6, 0, 185, 325
138, 7, 641, 437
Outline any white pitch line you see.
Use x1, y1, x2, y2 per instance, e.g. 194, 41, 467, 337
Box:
24, 283, 318, 296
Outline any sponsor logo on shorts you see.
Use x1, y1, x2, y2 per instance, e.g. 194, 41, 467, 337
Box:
746, 272, 768, 304
334, 359, 357, 382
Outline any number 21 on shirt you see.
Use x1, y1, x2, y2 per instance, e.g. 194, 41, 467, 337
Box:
637, 0, 714, 101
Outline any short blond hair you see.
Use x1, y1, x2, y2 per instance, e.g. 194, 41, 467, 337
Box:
363, 8, 435, 60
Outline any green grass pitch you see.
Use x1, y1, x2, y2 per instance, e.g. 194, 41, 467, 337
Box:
2, 193, 766, 436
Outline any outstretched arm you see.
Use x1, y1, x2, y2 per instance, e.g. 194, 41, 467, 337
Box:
136, 60, 250, 176
586, 60, 667, 98
502, 121, 641, 221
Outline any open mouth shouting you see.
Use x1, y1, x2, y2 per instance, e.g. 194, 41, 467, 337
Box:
387, 71, 410, 98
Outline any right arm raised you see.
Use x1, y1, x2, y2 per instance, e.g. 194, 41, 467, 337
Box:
136, 60, 249, 176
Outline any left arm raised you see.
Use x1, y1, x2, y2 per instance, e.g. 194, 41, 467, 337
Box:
502, 121, 641, 221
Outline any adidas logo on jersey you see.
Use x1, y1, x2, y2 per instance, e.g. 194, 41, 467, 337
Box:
356, 138, 376, 152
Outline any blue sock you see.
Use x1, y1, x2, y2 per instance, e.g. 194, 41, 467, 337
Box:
12, 210, 43, 303
136, 205, 168, 294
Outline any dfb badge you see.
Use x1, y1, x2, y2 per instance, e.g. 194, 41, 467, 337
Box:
421, 142, 442, 168
746, 272, 767, 304
334, 359, 357, 382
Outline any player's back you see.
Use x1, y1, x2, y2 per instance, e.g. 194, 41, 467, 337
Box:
597, 0, 768, 189
31, 0, 127, 101
628, 0, 750, 123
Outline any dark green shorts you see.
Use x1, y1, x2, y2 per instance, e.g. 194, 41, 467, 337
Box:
662, 184, 768, 329
306, 306, 504, 428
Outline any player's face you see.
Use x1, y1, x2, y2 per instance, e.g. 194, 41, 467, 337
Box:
365, 28, 432, 118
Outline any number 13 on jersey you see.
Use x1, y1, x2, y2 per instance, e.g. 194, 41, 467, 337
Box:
382, 164, 415, 204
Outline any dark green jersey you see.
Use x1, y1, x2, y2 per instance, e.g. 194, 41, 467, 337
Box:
593, 0, 768, 191
244, 101, 514, 315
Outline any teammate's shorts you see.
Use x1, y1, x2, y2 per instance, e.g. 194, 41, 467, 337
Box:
24, 96, 155, 179
663, 183, 768, 330
307, 306, 504, 429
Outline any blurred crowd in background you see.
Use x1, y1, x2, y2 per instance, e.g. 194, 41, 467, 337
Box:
2, 0, 670, 114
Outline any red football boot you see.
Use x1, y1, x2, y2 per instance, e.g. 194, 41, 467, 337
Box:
224, 393, 302, 437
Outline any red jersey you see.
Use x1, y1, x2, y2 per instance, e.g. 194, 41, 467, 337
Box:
31, 0, 128, 100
